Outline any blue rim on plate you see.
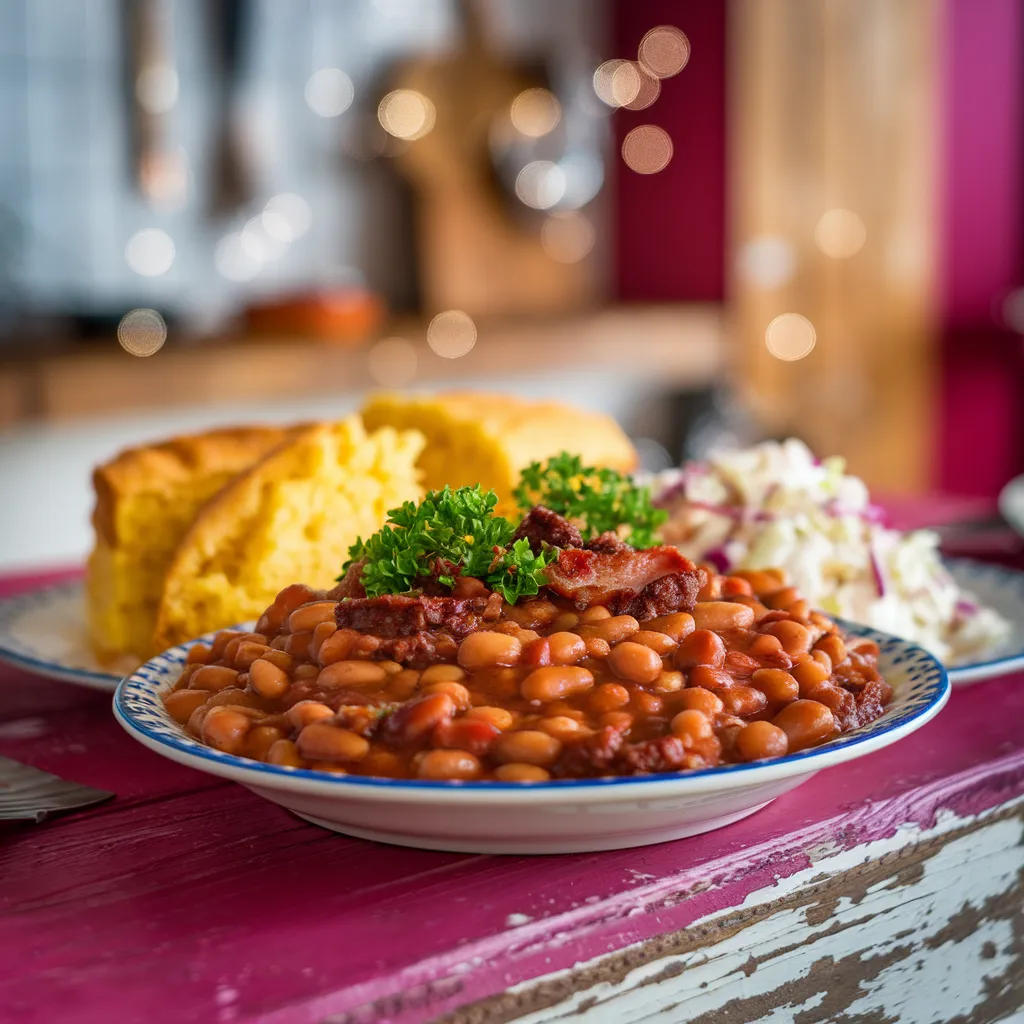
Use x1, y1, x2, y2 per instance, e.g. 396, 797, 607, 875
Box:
945, 558, 1024, 684
114, 620, 949, 795
0, 580, 123, 691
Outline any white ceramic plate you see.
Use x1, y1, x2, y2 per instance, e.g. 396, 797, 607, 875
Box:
945, 558, 1024, 684
0, 580, 128, 691
114, 624, 949, 854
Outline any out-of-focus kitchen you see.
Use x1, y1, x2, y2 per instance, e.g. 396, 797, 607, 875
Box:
0, 0, 1020, 572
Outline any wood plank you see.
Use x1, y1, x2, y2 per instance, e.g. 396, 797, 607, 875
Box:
729, 0, 940, 494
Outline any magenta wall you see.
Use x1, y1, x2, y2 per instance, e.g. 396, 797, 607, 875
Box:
939, 0, 1024, 496
611, 1, 726, 303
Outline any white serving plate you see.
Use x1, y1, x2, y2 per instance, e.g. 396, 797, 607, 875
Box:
945, 558, 1024, 684
0, 580, 128, 691
113, 624, 948, 854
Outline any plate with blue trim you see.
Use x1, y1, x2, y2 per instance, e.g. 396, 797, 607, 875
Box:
114, 622, 949, 854
946, 558, 1024, 685
0, 580, 128, 691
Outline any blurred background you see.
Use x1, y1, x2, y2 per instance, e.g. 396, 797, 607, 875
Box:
0, 0, 1021, 569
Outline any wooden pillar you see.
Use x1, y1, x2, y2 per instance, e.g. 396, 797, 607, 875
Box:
729, 0, 940, 493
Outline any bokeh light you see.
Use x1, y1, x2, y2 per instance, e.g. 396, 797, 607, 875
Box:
765, 313, 817, 361
621, 125, 673, 174
815, 208, 867, 259
241, 216, 288, 263
215, 232, 261, 281
557, 151, 604, 209
737, 236, 797, 289
368, 337, 418, 387
595, 59, 661, 110
304, 68, 354, 118
135, 66, 179, 115
593, 60, 634, 108
427, 310, 477, 359
118, 308, 167, 357
638, 26, 691, 79
378, 90, 436, 141
515, 160, 567, 210
622, 63, 661, 111
541, 212, 596, 263
510, 88, 562, 138
261, 193, 312, 243
125, 228, 175, 277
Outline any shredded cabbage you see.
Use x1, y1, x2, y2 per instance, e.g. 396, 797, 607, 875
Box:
653, 439, 1010, 663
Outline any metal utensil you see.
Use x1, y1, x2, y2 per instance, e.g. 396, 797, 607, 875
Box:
0, 755, 114, 823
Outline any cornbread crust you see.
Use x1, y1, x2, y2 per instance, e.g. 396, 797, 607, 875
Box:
361, 392, 638, 516
90, 427, 291, 545
87, 426, 292, 663
153, 417, 424, 651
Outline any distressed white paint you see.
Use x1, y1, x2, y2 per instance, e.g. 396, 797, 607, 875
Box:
509, 801, 1024, 1024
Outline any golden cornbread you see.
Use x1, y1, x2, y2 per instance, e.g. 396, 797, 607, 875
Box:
361, 392, 637, 516
87, 426, 290, 664
153, 417, 424, 651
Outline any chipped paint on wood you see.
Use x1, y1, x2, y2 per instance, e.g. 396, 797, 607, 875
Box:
447, 802, 1024, 1024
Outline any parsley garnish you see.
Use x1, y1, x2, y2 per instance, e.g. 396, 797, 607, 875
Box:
343, 485, 554, 603
514, 451, 667, 548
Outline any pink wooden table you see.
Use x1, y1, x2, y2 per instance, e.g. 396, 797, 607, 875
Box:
1, 502, 1023, 1024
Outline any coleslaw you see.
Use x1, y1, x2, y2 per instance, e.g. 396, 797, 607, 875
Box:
652, 439, 1009, 664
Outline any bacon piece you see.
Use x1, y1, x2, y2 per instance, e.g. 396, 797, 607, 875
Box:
328, 560, 367, 600
553, 725, 628, 778
376, 632, 459, 666
614, 735, 689, 774
331, 593, 501, 666
335, 593, 502, 638
853, 678, 892, 728
608, 573, 704, 619
541, 545, 706, 615
586, 531, 631, 554
511, 506, 584, 552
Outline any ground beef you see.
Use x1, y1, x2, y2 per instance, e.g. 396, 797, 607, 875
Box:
511, 505, 584, 552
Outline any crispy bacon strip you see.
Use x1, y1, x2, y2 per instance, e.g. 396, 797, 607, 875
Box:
511, 505, 584, 551
541, 545, 706, 616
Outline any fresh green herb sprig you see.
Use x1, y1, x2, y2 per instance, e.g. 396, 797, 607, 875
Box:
514, 451, 667, 549
342, 485, 553, 603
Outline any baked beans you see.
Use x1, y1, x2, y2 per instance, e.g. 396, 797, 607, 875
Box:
170, 581, 892, 781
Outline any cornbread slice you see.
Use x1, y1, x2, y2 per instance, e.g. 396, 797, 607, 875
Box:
361, 392, 637, 516
153, 417, 424, 651
87, 426, 291, 665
